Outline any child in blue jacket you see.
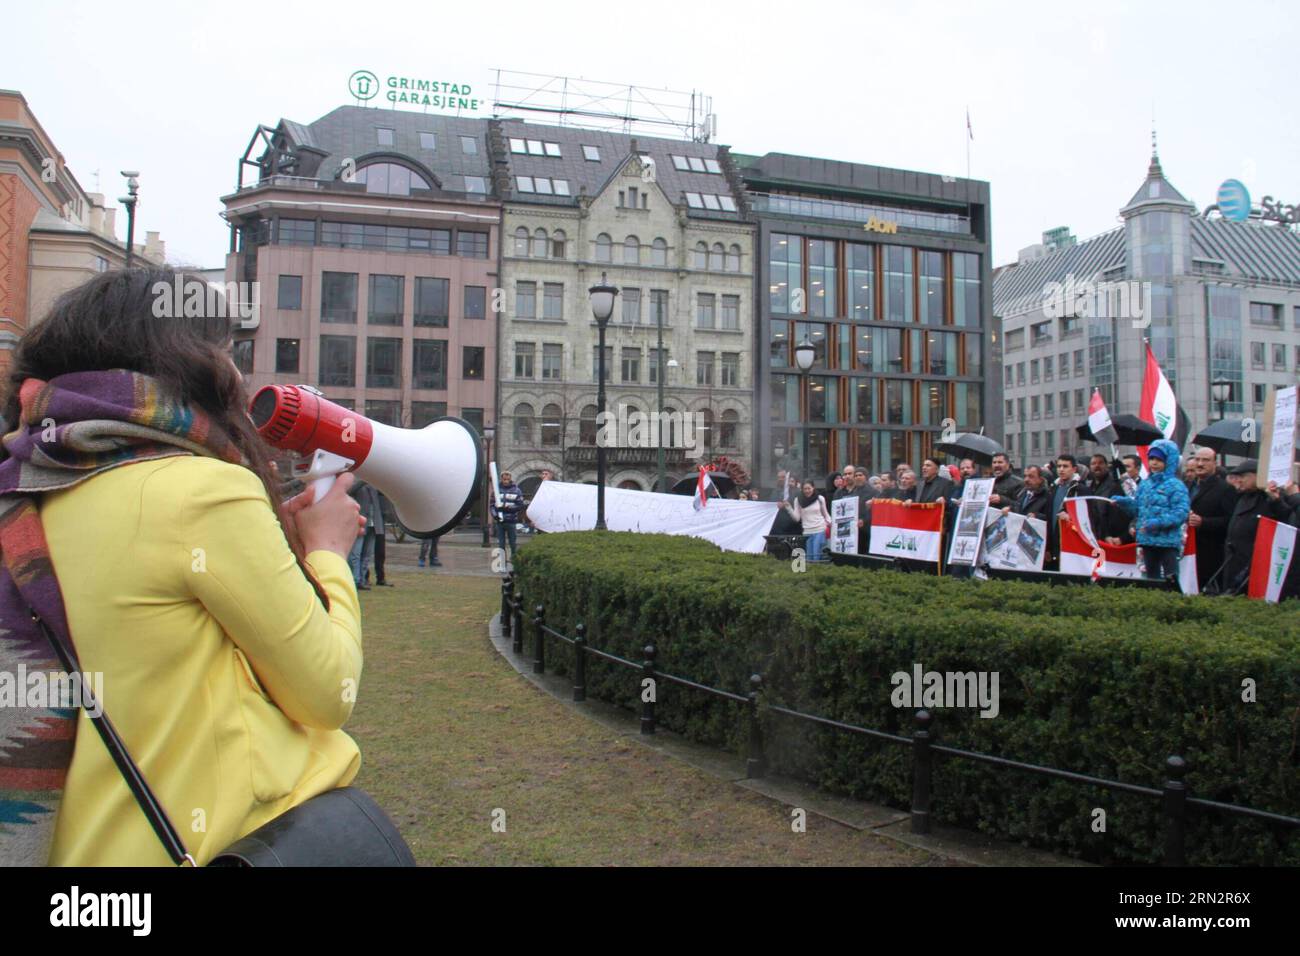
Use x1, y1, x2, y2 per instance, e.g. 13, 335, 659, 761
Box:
1110, 439, 1191, 581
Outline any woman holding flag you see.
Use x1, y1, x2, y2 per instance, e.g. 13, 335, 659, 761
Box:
1109, 439, 1190, 581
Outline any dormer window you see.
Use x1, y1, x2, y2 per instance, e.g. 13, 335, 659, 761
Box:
354, 162, 431, 196
376, 128, 394, 146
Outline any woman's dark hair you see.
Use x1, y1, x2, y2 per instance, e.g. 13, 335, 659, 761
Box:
2, 268, 291, 546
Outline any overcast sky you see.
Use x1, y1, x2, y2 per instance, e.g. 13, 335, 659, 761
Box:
9, 0, 1296, 267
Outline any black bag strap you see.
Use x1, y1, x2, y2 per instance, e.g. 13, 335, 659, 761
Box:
30, 609, 195, 866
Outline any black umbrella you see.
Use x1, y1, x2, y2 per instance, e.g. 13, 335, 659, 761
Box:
670, 473, 736, 497
934, 432, 1004, 465
1192, 418, 1256, 458
1075, 413, 1163, 446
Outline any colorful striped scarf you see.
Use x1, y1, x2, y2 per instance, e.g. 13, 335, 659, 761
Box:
0, 370, 243, 865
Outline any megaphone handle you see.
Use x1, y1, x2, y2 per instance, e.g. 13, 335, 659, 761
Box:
311, 474, 337, 499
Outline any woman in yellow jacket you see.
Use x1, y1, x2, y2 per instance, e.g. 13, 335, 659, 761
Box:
0, 268, 365, 866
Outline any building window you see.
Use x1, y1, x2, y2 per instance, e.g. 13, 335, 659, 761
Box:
696, 293, 716, 329
542, 344, 563, 380
232, 339, 254, 374
1030, 359, 1040, 383
277, 275, 302, 310
809, 239, 837, 317
278, 219, 315, 245
884, 246, 914, 323
1250, 302, 1282, 328
366, 337, 401, 388
1045, 393, 1055, 417
1031, 320, 1053, 345
621, 348, 640, 383
354, 162, 430, 196
582, 145, 600, 161
721, 295, 740, 330
592, 346, 612, 382
726, 244, 742, 272
1031, 396, 1040, 419
464, 286, 487, 320
275, 338, 299, 374
953, 252, 980, 327
1251, 341, 1266, 369
579, 406, 599, 445
461, 408, 485, 433
624, 235, 640, 265
721, 352, 739, 387
462, 346, 485, 381
919, 251, 945, 325
1254, 383, 1266, 405
1006, 399, 1014, 421
1074, 389, 1084, 413
532, 228, 549, 258
541, 404, 563, 446
720, 409, 738, 448
1074, 350, 1084, 375
464, 176, 487, 195
365, 401, 401, 426
1059, 391, 1069, 415
1004, 328, 1025, 351
321, 272, 357, 324
551, 230, 566, 259
651, 238, 668, 266
693, 242, 708, 270
460, 135, 477, 154
696, 352, 715, 386
411, 402, 447, 428
1058, 351, 1069, 379
456, 231, 488, 258
1274, 343, 1287, 370
595, 233, 612, 263
514, 342, 535, 379
543, 283, 563, 321
419, 132, 436, 150
513, 403, 535, 446
516, 281, 536, 320
376, 128, 394, 146
770, 234, 802, 314
649, 289, 669, 326
319, 335, 355, 387
622, 288, 641, 324
709, 242, 726, 272
414, 277, 449, 327
1016, 362, 1025, 386
1005, 365, 1013, 386
368, 275, 404, 325
514, 227, 530, 256
1017, 397, 1026, 420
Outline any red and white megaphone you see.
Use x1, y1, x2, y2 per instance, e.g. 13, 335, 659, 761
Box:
249, 384, 482, 538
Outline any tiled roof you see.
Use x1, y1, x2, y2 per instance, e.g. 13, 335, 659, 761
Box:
1192, 217, 1300, 285
993, 228, 1126, 316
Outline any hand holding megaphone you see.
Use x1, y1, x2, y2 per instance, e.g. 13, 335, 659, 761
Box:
283, 471, 366, 559
250, 384, 482, 538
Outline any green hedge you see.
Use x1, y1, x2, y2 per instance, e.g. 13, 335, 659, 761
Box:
513, 532, 1300, 865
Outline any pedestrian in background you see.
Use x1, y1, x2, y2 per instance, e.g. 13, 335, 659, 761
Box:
785, 480, 832, 562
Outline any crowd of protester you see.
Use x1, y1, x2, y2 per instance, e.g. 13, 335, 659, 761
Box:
765, 444, 1300, 597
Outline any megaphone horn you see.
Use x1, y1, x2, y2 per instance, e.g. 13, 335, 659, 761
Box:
250, 384, 483, 538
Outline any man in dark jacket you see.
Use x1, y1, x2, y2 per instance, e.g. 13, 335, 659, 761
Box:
988, 453, 1023, 510
1186, 446, 1237, 591
1083, 453, 1128, 543
914, 457, 954, 505
1047, 455, 1084, 568
1011, 465, 1053, 522
1216, 460, 1290, 594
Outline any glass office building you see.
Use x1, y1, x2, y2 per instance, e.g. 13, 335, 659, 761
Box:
738, 154, 993, 482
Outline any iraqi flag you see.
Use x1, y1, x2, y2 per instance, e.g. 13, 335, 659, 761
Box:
1088, 389, 1119, 447
1178, 526, 1199, 595
694, 466, 717, 512
1136, 343, 1190, 468
868, 500, 945, 564
1247, 518, 1297, 602
1059, 499, 1141, 579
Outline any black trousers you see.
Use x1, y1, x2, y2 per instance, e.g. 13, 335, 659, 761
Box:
373, 532, 387, 583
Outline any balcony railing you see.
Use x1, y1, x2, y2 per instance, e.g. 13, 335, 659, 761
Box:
750, 192, 971, 235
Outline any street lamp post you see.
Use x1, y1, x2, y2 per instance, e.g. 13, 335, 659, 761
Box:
655, 292, 666, 493
1211, 377, 1231, 467
794, 337, 816, 481
119, 171, 140, 268
588, 272, 619, 530
481, 425, 495, 547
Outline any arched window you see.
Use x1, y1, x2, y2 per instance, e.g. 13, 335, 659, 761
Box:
651, 237, 668, 267
541, 404, 563, 446
693, 242, 707, 269
720, 409, 739, 448
595, 233, 612, 263
532, 227, 549, 259
624, 235, 640, 266
700, 409, 714, 451
514, 226, 530, 257
551, 229, 567, 259
579, 404, 599, 445
663, 405, 681, 448
709, 243, 725, 271
353, 162, 431, 197
618, 479, 643, 490
513, 402, 535, 445
726, 244, 742, 272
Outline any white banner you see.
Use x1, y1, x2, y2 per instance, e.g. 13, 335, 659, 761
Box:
1265, 385, 1297, 489
982, 511, 1047, 571
947, 478, 994, 566
830, 497, 859, 554
525, 481, 781, 554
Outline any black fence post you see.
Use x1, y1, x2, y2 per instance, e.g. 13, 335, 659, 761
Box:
911, 709, 933, 835
573, 623, 587, 702
532, 604, 545, 674
501, 574, 513, 642
746, 673, 766, 779
511, 594, 524, 655
1163, 754, 1188, 867
640, 643, 656, 735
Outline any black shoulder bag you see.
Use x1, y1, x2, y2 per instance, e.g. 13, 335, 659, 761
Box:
32, 610, 416, 867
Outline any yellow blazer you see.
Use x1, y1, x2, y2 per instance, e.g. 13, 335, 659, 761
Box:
43, 456, 362, 866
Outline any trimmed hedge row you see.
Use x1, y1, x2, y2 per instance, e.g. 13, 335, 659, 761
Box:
513, 532, 1300, 865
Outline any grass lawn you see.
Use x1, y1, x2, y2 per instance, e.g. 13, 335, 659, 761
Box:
347, 567, 938, 866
